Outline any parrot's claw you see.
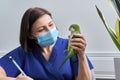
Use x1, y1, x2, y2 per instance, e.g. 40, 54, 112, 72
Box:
63, 49, 69, 53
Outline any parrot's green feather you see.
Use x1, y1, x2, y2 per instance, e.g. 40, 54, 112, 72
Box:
59, 24, 81, 69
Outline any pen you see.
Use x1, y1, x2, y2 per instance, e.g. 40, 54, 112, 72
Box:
9, 56, 27, 76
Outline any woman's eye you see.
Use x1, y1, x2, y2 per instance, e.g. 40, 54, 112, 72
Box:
38, 29, 44, 32
49, 24, 53, 27
37, 28, 45, 32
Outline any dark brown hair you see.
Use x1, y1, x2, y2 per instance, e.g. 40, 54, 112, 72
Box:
20, 7, 52, 52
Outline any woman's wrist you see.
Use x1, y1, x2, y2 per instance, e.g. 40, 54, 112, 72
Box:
78, 53, 86, 61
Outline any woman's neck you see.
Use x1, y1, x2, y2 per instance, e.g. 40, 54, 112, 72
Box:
40, 45, 54, 61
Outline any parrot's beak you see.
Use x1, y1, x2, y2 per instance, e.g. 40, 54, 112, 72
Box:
69, 25, 75, 32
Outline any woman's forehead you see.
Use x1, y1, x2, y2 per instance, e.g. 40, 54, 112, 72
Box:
32, 15, 53, 28
31, 14, 54, 31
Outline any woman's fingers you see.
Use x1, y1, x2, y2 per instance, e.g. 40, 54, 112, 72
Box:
16, 74, 33, 80
70, 33, 87, 56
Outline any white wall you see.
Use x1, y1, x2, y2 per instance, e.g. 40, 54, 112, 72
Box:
0, 0, 119, 52
0, 0, 120, 79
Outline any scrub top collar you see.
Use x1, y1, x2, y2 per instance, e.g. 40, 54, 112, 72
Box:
32, 37, 60, 67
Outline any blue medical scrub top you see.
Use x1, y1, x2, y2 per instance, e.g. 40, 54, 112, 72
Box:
0, 38, 93, 80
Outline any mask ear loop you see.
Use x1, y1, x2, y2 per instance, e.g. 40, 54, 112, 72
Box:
53, 21, 59, 39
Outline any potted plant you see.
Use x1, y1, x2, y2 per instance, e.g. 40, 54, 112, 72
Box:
95, 0, 120, 80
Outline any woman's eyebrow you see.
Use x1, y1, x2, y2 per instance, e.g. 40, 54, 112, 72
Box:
48, 20, 53, 24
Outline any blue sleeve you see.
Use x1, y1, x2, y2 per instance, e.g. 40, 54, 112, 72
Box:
86, 56, 94, 70
70, 55, 94, 76
0, 46, 26, 77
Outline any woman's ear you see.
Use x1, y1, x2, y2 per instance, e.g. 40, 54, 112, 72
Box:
28, 34, 36, 40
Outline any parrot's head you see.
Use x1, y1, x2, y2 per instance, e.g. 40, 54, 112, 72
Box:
69, 24, 81, 34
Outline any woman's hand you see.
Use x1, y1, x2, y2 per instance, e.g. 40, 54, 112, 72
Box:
70, 34, 92, 80
16, 74, 33, 80
70, 33, 86, 57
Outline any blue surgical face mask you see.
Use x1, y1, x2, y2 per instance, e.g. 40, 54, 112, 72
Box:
37, 27, 59, 46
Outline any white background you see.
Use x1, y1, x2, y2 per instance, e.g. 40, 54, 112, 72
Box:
0, 0, 119, 53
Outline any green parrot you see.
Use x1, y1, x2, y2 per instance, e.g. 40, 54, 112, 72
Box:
59, 24, 81, 69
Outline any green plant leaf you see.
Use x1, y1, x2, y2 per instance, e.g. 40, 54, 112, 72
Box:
108, 0, 120, 18
115, 18, 120, 43
95, 5, 120, 51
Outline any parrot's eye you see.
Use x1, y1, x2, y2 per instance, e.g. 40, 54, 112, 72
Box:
70, 27, 75, 32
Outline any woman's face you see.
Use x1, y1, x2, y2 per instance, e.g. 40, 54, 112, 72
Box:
31, 14, 55, 37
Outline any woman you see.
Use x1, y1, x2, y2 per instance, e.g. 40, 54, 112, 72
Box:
0, 7, 94, 80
